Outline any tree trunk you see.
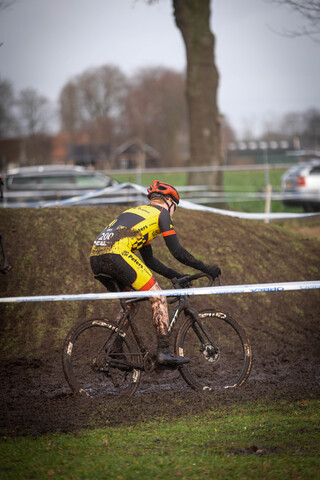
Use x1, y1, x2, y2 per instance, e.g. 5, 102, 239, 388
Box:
173, 0, 222, 187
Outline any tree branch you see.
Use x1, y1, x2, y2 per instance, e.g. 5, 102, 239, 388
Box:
265, 0, 320, 39
0, 1, 15, 11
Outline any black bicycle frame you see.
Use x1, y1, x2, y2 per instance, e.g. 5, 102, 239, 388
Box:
168, 294, 219, 352
106, 279, 220, 369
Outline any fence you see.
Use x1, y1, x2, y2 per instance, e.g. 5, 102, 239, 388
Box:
1, 163, 319, 220
104, 162, 289, 190
101, 163, 319, 212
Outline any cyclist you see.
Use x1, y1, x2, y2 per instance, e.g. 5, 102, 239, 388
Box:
90, 180, 221, 365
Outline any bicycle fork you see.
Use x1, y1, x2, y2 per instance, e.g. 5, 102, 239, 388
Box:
186, 309, 220, 364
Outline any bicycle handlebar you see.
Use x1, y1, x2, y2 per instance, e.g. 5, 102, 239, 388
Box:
172, 272, 221, 290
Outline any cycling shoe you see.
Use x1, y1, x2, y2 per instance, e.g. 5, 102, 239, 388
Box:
156, 351, 190, 365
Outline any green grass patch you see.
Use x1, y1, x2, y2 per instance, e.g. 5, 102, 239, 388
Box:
1, 398, 319, 480
223, 170, 302, 214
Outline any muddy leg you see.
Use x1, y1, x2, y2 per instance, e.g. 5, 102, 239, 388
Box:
148, 282, 169, 335
148, 282, 189, 366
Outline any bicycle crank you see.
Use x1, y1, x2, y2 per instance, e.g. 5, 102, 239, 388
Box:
143, 352, 156, 373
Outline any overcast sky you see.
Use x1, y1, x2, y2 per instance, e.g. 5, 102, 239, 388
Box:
1, 0, 319, 137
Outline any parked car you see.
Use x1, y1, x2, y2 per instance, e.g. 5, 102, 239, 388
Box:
281, 158, 320, 211
1, 165, 119, 206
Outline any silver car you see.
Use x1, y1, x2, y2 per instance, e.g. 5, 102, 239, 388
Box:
1, 165, 118, 206
282, 158, 320, 211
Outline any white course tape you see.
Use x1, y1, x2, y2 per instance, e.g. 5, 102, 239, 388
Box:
41, 183, 143, 208
42, 183, 320, 220
1, 281, 319, 303
179, 199, 320, 220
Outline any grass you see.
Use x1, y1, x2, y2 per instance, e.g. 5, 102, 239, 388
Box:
112, 170, 304, 214
1, 398, 319, 480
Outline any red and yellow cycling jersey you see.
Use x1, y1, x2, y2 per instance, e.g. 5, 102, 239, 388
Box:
90, 204, 175, 257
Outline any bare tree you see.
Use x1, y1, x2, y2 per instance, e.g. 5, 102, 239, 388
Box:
302, 108, 320, 148
173, 0, 221, 185
146, 0, 221, 184
266, 0, 320, 39
17, 88, 52, 136
59, 81, 81, 139
59, 65, 188, 165
261, 108, 320, 149
76, 65, 127, 123
123, 67, 188, 166
279, 111, 305, 137
59, 65, 127, 144
0, 77, 18, 137
0, 1, 15, 47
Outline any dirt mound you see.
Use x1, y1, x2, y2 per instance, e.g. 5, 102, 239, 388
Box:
0, 207, 319, 436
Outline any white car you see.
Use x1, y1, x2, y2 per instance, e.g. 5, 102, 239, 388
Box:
282, 158, 320, 211
1, 165, 119, 206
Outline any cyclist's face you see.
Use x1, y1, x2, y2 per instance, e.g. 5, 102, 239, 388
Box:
169, 200, 176, 216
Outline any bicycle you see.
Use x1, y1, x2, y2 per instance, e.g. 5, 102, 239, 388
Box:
62, 273, 252, 398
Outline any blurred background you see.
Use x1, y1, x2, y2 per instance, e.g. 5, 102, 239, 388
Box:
0, 0, 319, 212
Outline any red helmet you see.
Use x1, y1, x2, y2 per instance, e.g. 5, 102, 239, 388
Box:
147, 180, 180, 205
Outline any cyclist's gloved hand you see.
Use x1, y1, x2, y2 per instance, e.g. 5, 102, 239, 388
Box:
205, 265, 221, 279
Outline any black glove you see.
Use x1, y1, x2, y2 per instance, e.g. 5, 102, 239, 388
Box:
205, 264, 221, 279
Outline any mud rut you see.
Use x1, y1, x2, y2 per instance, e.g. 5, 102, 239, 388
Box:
1, 333, 319, 436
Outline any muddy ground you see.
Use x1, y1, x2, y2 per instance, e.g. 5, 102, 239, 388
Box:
1, 334, 320, 437
0, 207, 319, 436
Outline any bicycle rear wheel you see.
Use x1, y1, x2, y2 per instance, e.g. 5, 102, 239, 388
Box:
62, 317, 142, 397
175, 308, 252, 392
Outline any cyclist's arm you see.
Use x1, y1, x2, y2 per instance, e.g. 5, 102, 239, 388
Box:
140, 243, 182, 279
164, 233, 210, 272
159, 209, 210, 274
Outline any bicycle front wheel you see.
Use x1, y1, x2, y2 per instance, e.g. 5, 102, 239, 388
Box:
62, 317, 142, 397
176, 309, 252, 392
